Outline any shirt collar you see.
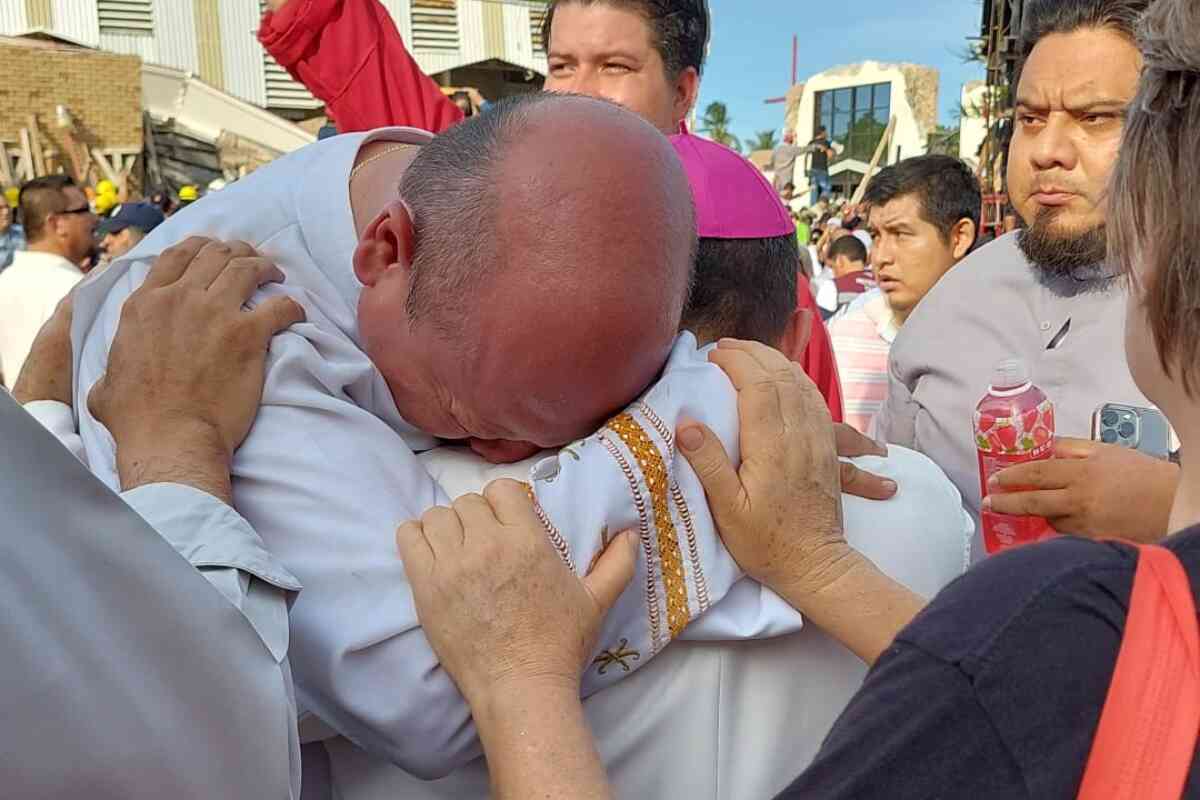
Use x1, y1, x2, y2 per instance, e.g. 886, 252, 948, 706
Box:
296, 127, 436, 318
863, 290, 901, 343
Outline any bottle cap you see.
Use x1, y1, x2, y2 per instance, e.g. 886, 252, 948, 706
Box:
991, 358, 1031, 391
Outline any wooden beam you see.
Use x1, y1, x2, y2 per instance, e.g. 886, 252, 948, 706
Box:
90, 148, 120, 186
27, 116, 45, 177
850, 115, 897, 206
18, 129, 35, 181
0, 141, 12, 186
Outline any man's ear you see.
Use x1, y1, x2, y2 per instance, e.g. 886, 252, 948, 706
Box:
951, 218, 977, 261
777, 306, 813, 359
674, 67, 701, 128
353, 200, 416, 287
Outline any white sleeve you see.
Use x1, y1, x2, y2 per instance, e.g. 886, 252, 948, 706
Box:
22, 399, 87, 465
524, 334, 804, 689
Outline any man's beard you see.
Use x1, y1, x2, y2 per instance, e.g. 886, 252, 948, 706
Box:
1017, 206, 1114, 296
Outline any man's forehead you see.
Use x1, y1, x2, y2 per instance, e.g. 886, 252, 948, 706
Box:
1017, 30, 1140, 108
548, 2, 656, 57
870, 194, 924, 228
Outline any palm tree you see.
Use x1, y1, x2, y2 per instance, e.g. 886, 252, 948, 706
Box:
749, 129, 779, 152
700, 101, 741, 152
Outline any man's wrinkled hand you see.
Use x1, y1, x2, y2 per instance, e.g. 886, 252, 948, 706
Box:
984, 437, 1179, 542
678, 338, 848, 595
88, 237, 305, 499
397, 479, 637, 704
12, 291, 74, 405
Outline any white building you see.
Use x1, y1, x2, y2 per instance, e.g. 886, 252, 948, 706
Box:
958, 80, 989, 169
784, 61, 939, 204
0, 0, 548, 119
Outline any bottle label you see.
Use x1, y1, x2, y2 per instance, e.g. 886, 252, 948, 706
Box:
974, 398, 1055, 456
975, 397, 1057, 554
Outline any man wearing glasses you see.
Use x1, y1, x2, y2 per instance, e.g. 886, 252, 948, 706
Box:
0, 175, 95, 389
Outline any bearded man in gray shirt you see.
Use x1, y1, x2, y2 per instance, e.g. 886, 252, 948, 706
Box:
876, 0, 1179, 560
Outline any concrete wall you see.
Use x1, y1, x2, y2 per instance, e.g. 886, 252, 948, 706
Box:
0, 38, 142, 171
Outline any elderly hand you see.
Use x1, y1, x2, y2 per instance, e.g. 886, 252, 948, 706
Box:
676, 339, 925, 664
835, 423, 897, 500
12, 291, 74, 406
88, 237, 304, 503
397, 479, 638, 704
678, 339, 846, 593
984, 437, 1179, 542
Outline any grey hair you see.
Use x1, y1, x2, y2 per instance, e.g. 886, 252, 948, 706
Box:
399, 92, 552, 330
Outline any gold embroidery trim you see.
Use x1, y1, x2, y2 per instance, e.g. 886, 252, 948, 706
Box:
605, 413, 691, 639
600, 434, 664, 651
637, 402, 711, 611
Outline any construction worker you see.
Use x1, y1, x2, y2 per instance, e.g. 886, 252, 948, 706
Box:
177, 185, 199, 209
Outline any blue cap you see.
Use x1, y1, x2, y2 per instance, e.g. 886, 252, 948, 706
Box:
98, 202, 165, 237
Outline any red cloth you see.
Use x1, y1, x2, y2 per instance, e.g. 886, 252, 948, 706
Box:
258, 0, 463, 135
793, 281, 845, 423
258, 0, 844, 420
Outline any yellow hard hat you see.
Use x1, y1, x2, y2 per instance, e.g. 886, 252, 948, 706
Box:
96, 179, 117, 196
94, 192, 117, 215
4, 187, 17, 208
178, 185, 199, 202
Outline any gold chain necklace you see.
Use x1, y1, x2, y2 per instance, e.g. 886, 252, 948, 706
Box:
350, 144, 416, 181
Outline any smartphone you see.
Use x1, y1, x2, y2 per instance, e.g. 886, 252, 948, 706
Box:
1091, 403, 1172, 459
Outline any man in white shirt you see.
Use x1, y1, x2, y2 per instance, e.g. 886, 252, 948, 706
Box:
0, 175, 95, 388
5, 239, 305, 799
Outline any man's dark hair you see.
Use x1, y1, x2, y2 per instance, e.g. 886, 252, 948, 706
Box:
1015, 0, 1150, 87
543, 0, 708, 78
863, 155, 982, 244
681, 234, 799, 346
19, 174, 77, 242
828, 234, 867, 265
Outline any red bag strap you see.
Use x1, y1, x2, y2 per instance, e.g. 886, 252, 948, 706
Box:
1077, 544, 1200, 800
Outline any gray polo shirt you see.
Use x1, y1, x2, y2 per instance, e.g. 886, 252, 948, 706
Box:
876, 231, 1148, 561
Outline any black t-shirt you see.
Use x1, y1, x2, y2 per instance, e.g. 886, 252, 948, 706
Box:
776, 527, 1200, 800
809, 136, 830, 172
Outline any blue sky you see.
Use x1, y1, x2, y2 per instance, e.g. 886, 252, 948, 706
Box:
698, 0, 986, 147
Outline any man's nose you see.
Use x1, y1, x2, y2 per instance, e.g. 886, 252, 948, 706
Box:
1028, 113, 1079, 173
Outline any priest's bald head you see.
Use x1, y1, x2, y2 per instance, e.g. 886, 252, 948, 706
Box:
351, 93, 695, 455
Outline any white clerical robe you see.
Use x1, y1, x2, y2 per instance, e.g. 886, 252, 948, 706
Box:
0, 389, 301, 799
65, 128, 973, 785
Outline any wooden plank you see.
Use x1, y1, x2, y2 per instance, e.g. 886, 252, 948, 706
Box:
850, 115, 897, 206
0, 141, 12, 186
18, 129, 35, 182
27, 116, 45, 177
143, 112, 163, 190
90, 148, 121, 186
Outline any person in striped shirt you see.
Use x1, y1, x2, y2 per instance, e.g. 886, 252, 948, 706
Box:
829, 156, 981, 433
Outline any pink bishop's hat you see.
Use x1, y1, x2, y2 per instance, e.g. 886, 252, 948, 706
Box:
669, 132, 796, 240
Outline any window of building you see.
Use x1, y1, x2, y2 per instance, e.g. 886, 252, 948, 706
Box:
98, 0, 154, 37
814, 82, 892, 165
412, 0, 460, 52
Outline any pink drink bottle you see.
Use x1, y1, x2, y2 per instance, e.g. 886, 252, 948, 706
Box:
974, 358, 1057, 554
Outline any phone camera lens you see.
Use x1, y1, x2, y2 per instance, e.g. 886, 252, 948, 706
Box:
1118, 421, 1136, 439
1102, 410, 1119, 427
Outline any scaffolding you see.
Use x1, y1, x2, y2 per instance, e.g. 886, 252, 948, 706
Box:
977, 0, 1024, 237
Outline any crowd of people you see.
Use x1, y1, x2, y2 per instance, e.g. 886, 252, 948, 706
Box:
3, 0, 1200, 797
